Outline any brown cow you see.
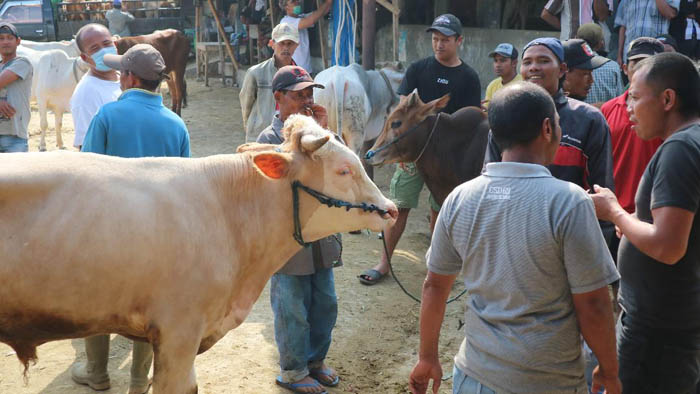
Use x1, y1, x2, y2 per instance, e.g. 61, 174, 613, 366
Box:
115, 29, 189, 115
365, 89, 490, 205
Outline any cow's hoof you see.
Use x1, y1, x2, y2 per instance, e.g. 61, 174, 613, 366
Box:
39, 147, 47, 152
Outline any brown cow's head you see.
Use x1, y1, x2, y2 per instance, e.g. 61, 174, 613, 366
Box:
241, 115, 398, 239
365, 89, 450, 166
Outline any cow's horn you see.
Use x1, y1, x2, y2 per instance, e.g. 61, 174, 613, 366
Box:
300, 135, 330, 154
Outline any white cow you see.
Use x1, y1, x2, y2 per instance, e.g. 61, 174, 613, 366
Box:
16, 46, 89, 151
0, 115, 397, 394
313, 62, 404, 155
20, 39, 81, 58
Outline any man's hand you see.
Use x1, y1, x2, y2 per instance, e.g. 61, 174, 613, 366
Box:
591, 365, 622, 394
590, 184, 624, 222
0, 101, 16, 118
304, 103, 328, 129
409, 359, 442, 394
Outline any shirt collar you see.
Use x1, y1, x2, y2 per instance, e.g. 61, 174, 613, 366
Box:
119, 88, 163, 105
483, 162, 553, 178
553, 89, 568, 109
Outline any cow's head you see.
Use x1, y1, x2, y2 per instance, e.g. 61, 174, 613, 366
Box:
365, 89, 449, 166
241, 115, 397, 241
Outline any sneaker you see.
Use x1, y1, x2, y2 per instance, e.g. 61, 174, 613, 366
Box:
70, 362, 110, 391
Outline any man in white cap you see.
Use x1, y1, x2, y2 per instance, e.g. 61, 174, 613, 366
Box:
105, 0, 135, 37
73, 43, 189, 394
240, 22, 299, 142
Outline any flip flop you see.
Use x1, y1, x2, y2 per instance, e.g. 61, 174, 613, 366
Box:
309, 368, 340, 387
358, 269, 385, 286
275, 376, 327, 394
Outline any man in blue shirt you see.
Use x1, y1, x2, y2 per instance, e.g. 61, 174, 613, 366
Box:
82, 43, 190, 157
75, 43, 189, 394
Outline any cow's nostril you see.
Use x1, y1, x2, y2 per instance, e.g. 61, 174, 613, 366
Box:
365, 150, 375, 160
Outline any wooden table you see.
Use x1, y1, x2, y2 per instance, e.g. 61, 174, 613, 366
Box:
196, 41, 233, 87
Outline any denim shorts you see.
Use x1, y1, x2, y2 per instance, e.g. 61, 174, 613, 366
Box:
0, 135, 28, 152
452, 366, 496, 394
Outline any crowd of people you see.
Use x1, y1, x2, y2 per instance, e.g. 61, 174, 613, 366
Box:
0, 0, 698, 393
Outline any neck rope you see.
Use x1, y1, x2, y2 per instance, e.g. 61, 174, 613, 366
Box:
292, 180, 389, 247
365, 113, 442, 164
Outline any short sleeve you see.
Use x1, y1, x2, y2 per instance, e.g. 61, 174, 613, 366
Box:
71, 105, 95, 147
281, 15, 301, 29
544, 0, 564, 14
180, 129, 191, 158
81, 112, 108, 154
559, 198, 619, 294
650, 140, 700, 213
6, 57, 31, 80
667, 0, 681, 11
426, 195, 463, 275
397, 62, 418, 96
614, 0, 627, 28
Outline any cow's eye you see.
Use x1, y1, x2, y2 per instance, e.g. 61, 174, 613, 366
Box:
391, 121, 402, 129
337, 167, 351, 176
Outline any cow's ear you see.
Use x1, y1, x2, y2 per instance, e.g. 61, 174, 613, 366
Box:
406, 89, 421, 108
252, 152, 291, 179
237, 142, 280, 153
430, 93, 450, 111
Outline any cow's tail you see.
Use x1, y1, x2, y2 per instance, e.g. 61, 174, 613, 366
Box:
333, 73, 345, 142
183, 78, 188, 108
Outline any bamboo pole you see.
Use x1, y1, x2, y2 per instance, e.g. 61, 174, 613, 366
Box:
316, 0, 328, 68
206, 0, 239, 73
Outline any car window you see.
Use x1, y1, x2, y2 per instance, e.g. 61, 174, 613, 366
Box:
0, 3, 42, 23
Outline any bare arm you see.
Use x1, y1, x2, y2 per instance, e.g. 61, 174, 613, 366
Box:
297, 0, 332, 30
572, 287, 621, 394
540, 8, 561, 30
408, 271, 456, 394
594, 0, 611, 21
656, 0, 679, 19
591, 186, 695, 264
617, 25, 626, 67
0, 68, 20, 90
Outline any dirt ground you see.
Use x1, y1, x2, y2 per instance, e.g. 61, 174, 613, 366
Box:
0, 77, 467, 394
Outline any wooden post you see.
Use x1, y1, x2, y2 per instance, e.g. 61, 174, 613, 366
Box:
206, 0, 239, 74
392, 5, 398, 61
269, 0, 278, 26
362, 0, 375, 70
316, 0, 328, 68
195, 2, 201, 78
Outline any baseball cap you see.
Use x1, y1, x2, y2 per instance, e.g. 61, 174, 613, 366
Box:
426, 14, 462, 37
576, 23, 604, 49
489, 43, 518, 60
113, 0, 121, 6
627, 37, 665, 61
271, 23, 299, 44
103, 44, 170, 80
0, 22, 19, 38
563, 39, 609, 70
272, 65, 324, 92
523, 37, 565, 63
656, 34, 679, 51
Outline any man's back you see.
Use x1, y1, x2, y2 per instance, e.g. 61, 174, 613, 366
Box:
106, 9, 133, 37
428, 162, 618, 392
82, 89, 189, 157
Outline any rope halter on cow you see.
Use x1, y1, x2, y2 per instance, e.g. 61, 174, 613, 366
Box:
364, 112, 442, 165
291, 180, 390, 247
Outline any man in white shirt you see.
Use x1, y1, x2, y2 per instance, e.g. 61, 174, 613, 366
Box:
279, 0, 331, 73
70, 23, 122, 150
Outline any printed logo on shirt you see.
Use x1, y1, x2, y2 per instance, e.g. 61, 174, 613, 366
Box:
486, 186, 511, 200
437, 78, 449, 85
562, 134, 582, 144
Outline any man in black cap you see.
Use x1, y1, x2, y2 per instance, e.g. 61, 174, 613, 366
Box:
0, 22, 32, 153
656, 33, 679, 52
358, 13, 481, 286
562, 38, 609, 101
257, 65, 342, 394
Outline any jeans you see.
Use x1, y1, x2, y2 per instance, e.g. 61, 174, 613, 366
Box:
452, 366, 495, 394
270, 268, 338, 383
0, 135, 27, 152
617, 312, 700, 394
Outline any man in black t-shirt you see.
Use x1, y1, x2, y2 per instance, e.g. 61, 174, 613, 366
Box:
358, 14, 481, 286
592, 52, 700, 393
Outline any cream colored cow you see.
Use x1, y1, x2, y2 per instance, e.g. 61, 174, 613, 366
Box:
0, 115, 397, 394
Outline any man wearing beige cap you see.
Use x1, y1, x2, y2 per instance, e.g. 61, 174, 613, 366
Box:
75, 43, 189, 394
240, 22, 299, 142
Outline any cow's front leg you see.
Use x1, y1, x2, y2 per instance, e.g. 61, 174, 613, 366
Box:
38, 101, 48, 151
152, 333, 199, 394
54, 109, 64, 149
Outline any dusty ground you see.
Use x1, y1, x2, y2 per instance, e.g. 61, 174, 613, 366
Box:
0, 78, 467, 393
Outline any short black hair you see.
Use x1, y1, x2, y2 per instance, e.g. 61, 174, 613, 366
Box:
138, 76, 162, 91
488, 82, 556, 150
636, 52, 700, 118
75, 23, 110, 53
114, 3, 121, 8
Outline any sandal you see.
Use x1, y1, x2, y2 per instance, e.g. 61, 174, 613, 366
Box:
309, 367, 340, 387
275, 376, 327, 394
358, 269, 386, 286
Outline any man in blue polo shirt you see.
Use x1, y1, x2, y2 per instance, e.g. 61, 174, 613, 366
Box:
82, 43, 190, 157
76, 43, 189, 394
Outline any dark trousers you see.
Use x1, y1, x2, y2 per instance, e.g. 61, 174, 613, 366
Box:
617, 312, 700, 393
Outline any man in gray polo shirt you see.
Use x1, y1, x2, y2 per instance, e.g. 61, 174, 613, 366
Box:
0, 22, 32, 153
409, 82, 621, 394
